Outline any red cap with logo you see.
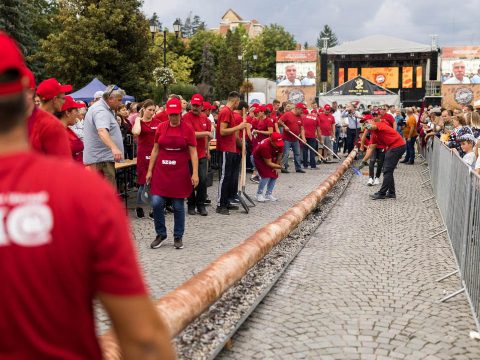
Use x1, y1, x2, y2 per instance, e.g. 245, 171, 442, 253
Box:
295, 102, 307, 109
361, 114, 373, 123
191, 93, 203, 106
266, 103, 273, 112
36, 78, 72, 101
61, 95, 86, 112
270, 132, 284, 148
0, 31, 27, 95
324, 104, 332, 111
166, 98, 182, 115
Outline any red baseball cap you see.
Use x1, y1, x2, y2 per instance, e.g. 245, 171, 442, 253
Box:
303, 109, 309, 115
311, 109, 317, 114
254, 105, 267, 114
202, 101, 212, 110
324, 104, 332, 111
0, 31, 27, 95
191, 93, 203, 106
166, 98, 182, 115
361, 114, 373, 123
295, 102, 306, 109
61, 95, 86, 112
266, 103, 273, 112
22, 67, 36, 89
270, 132, 284, 148
36, 78, 72, 101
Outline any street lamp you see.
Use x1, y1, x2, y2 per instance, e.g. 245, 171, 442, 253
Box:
150, 20, 182, 103
238, 54, 258, 104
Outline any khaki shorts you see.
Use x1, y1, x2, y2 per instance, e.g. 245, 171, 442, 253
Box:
87, 161, 116, 187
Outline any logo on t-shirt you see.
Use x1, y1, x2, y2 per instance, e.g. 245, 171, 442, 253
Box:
162, 160, 177, 165
0, 192, 53, 247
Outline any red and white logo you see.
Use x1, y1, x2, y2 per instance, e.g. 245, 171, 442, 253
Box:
0, 192, 53, 247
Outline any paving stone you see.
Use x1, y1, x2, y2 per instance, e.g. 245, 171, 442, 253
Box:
217, 163, 480, 359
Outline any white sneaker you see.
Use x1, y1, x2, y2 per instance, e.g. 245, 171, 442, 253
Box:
256, 194, 266, 202
367, 177, 374, 186
265, 194, 278, 202
373, 177, 380, 185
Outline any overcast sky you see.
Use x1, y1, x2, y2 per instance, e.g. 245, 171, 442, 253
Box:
143, 0, 479, 47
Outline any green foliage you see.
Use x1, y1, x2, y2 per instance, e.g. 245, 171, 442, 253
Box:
215, 29, 243, 98
186, 30, 224, 85
35, 0, 155, 99
317, 24, 339, 49
0, 0, 35, 55
166, 52, 194, 84
154, 83, 198, 103
245, 24, 296, 79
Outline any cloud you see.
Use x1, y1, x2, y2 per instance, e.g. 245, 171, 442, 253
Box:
142, 0, 480, 47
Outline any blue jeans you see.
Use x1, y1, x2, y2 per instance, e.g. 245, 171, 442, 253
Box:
282, 140, 302, 170
404, 136, 417, 163
302, 137, 318, 168
151, 195, 185, 238
136, 185, 144, 205
257, 177, 277, 195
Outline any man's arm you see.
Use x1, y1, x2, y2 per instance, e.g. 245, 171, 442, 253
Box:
98, 128, 123, 162
362, 143, 377, 162
219, 121, 246, 136
146, 143, 159, 184
264, 157, 282, 169
98, 293, 176, 360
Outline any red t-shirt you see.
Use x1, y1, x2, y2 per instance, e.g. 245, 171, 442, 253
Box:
66, 127, 84, 163
279, 111, 303, 142
0, 152, 146, 360
381, 113, 395, 128
27, 107, 71, 159
369, 132, 385, 149
318, 113, 335, 137
216, 106, 237, 153
152, 111, 169, 123
302, 114, 318, 138
182, 111, 211, 159
370, 121, 405, 150
154, 121, 197, 147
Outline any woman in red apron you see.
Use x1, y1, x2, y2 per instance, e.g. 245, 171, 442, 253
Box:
132, 99, 159, 218
146, 98, 198, 250
253, 132, 284, 202
57, 96, 85, 163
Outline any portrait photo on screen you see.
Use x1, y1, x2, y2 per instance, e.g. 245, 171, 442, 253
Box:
276, 63, 316, 86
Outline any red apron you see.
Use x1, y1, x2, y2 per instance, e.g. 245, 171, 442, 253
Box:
136, 119, 160, 185
151, 128, 192, 199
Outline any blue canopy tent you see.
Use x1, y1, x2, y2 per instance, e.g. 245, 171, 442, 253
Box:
69, 78, 135, 103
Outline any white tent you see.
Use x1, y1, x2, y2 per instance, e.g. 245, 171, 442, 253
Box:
328, 35, 432, 55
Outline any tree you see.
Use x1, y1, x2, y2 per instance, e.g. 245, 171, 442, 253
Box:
197, 44, 215, 98
0, 0, 35, 56
35, 0, 155, 99
317, 24, 339, 49
149, 12, 161, 30
191, 15, 205, 35
186, 29, 224, 85
215, 29, 243, 98
245, 24, 296, 80
166, 52, 194, 84
181, 12, 192, 38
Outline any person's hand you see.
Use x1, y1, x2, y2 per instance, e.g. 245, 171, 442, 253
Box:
146, 170, 152, 185
112, 147, 123, 162
207, 152, 211, 160
191, 173, 199, 187
284, 126, 290, 132
238, 122, 248, 130
274, 169, 280, 175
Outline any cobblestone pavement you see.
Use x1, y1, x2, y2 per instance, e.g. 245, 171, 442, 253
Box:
96, 160, 340, 332
218, 162, 480, 360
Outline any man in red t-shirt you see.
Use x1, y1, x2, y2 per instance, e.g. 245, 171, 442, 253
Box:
215, 91, 247, 215
26, 75, 71, 158
183, 93, 212, 216
278, 102, 306, 173
318, 104, 336, 161
301, 110, 320, 169
362, 112, 406, 200
379, 106, 396, 130
0, 32, 175, 360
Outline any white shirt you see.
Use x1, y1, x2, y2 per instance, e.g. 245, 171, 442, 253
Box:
475, 153, 480, 170
463, 152, 476, 168
332, 109, 342, 126
443, 76, 471, 84
278, 78, 302, 86
471, 74, 480, 84
301, 78, 315, 86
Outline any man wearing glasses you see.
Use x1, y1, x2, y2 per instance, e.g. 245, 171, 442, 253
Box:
83, 85, 126, 186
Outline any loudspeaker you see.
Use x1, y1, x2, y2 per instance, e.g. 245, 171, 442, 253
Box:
320, 53, 328, 82
429, 51, 438, 80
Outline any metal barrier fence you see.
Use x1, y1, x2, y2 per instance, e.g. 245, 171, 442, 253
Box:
425, 137, 480, 332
